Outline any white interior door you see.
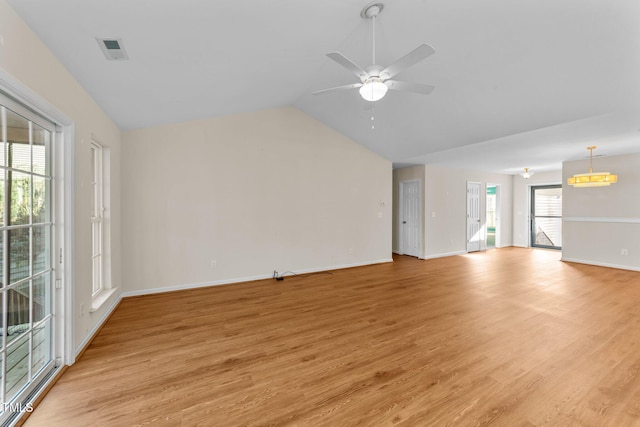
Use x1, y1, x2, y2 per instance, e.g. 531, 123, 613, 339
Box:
400, 180, 420, 257
466, 182, 481, 252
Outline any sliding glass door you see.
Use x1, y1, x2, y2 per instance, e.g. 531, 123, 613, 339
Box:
0, 96, 55, 422
530, 185, 562, 249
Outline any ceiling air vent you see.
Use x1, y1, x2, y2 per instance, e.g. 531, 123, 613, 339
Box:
96, 37, 129, 60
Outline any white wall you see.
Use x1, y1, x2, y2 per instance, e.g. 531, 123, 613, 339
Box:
423, 165, 513, 258
392, 165, 425, 256
512, 170, 563, 247
0, 0, 123, 351
562, 153, 640, 270
122, 106, 392, 293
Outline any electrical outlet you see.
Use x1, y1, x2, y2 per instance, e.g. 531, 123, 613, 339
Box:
621, 249, 629, 256
211, 260, 217, 268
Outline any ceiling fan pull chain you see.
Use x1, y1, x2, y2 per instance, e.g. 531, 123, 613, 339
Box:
371, 105, 376, 130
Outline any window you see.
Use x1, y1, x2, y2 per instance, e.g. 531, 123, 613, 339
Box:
89, 140, 114, 311
90, 142, 103, 296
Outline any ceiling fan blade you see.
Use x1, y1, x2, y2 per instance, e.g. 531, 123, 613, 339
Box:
380, 44, 435, 79
385, 80, 435, 95
326, 52, 369, 81
312, 82, 363, 96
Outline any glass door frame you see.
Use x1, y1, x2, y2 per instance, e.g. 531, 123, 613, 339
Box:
0, 67, 73, 425
530, 184, 562, 250
0, 93, 58, 423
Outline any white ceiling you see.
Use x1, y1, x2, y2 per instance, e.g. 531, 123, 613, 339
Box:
8, 0, 640, 172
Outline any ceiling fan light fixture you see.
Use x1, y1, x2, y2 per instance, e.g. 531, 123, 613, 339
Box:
312, 2, 435, 103
568, 146, 618, 187
359, 78, 388, 102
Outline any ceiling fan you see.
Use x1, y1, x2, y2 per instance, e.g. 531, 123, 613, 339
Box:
313, 3, 435, 102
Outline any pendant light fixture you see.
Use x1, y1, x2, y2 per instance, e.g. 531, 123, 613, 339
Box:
520, 168, 534, 179
568, 146, 618, 187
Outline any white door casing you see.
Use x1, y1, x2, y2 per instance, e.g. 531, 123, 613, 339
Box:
486, 184, 500, 248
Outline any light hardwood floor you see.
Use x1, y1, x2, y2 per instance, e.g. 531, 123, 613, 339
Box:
23, 248, 640, 426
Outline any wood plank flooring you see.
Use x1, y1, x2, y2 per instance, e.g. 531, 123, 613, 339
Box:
23, 248, 640, 426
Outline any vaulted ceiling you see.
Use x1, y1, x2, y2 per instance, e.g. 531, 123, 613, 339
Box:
8, 0, 640, 173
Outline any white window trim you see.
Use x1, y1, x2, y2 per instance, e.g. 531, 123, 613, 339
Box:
89, 137, 115, 313
90, 141, 104, 297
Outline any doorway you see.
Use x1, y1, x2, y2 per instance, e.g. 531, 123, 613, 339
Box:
530, 185, 562, 249
399, 180, 420, 257
486, 184, 499, 248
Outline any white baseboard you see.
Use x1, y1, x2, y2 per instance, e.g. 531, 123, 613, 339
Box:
561, 257, 640, 272
121, 274, 272, 298
121, 258, 394, 299
422, 250, 466, 260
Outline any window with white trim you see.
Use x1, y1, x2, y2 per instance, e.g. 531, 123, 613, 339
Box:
90, 142, 103, 296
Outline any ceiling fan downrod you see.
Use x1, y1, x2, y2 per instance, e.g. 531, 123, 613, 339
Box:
361, 3, 384, 65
